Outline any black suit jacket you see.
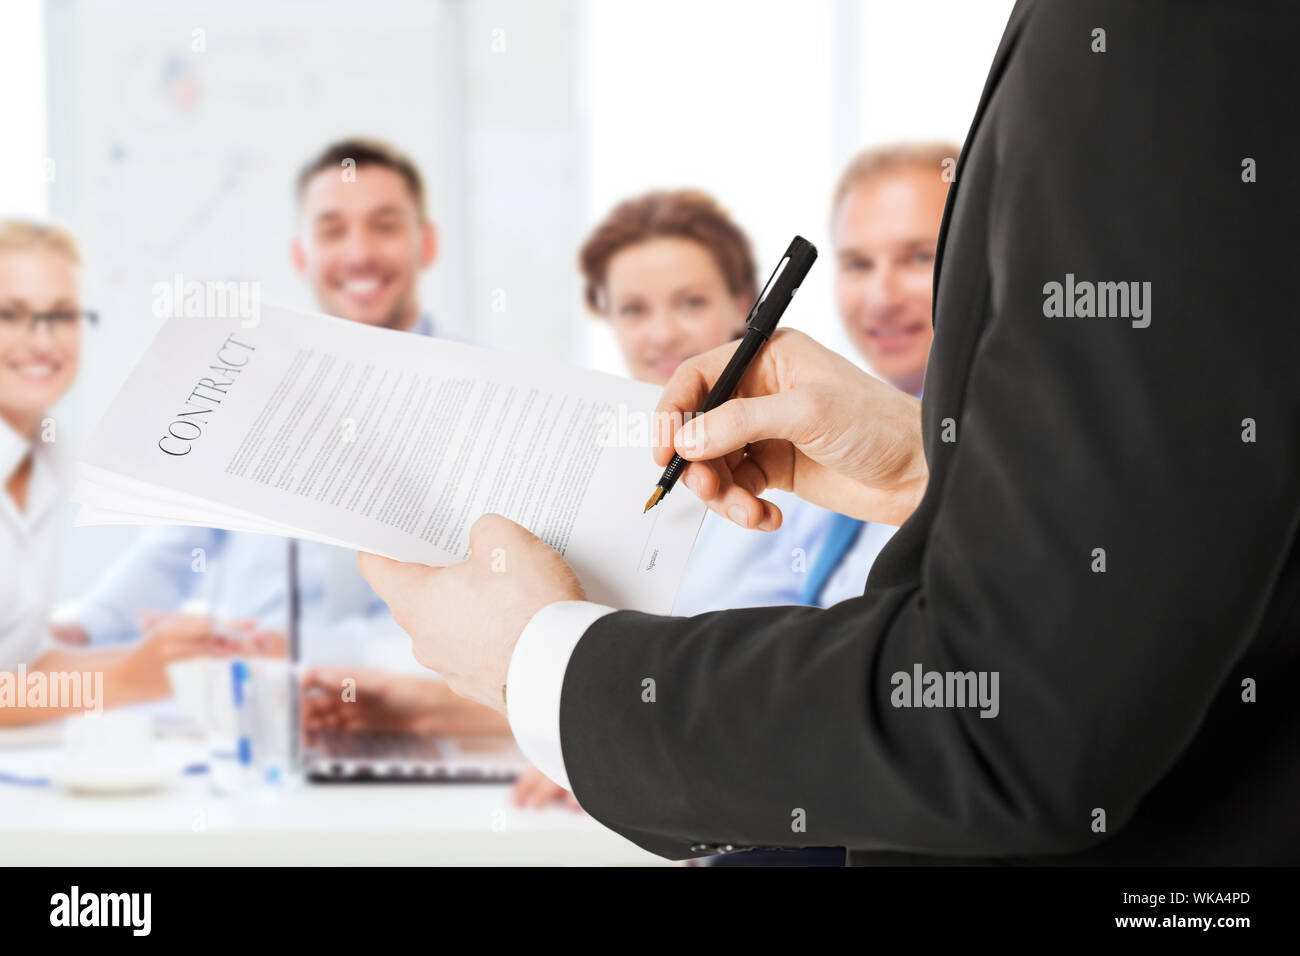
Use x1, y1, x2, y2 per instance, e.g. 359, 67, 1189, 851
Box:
559, 0, 1300, 864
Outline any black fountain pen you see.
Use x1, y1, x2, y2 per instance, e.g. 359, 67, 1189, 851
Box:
644, 235, 818, 513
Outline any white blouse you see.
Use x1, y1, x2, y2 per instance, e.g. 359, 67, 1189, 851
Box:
0, 416, 69, 668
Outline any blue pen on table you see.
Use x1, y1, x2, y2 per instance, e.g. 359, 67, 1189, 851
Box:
231, 659, 253, 769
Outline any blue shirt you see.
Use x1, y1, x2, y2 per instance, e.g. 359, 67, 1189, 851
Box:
74, 312, 445, 663
672, 490, 897, 615
672, 389, 921, 615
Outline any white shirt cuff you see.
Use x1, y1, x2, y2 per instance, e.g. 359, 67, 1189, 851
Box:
506, 600, 616, 792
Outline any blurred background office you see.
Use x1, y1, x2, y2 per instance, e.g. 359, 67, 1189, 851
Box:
0, 0, 1014, 604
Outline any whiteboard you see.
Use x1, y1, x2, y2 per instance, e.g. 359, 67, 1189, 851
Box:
44, 0, 469, 601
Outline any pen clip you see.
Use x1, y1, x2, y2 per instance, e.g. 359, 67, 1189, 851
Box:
745, 236, 817, 336
750, 256, 791, 315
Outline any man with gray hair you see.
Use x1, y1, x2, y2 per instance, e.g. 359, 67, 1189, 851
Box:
673, 140, 960, 622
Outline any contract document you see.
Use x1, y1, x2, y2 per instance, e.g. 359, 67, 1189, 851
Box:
73, 303, 706, 614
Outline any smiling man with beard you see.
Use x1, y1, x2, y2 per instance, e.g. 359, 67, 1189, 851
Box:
56, 141, 502, 740
291, 138, 440, 334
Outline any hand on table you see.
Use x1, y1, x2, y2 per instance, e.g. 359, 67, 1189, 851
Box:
47, 622, 88, 646
301, 667, 511, 737
108, 613, 246, 705
135, 612, 286, 658
510, 765, 583, 812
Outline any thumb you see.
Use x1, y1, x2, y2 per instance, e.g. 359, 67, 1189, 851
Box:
357, 551, 438, 605
674, 392, 811, 460
468, 512, 537, 555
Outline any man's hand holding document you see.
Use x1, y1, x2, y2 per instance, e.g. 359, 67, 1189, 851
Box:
73, 304, 705, 614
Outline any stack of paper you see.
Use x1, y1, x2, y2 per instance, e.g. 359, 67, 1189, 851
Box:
73, 304, 705, 614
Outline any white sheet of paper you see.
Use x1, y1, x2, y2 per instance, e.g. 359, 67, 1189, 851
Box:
74, 303, 705, 614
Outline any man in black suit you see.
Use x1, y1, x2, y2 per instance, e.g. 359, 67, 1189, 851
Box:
359, 0, 1300, 864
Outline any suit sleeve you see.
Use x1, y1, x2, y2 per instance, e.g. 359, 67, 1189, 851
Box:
556, 0, 1300, 860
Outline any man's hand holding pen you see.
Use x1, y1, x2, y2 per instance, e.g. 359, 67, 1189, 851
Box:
654, 327, 927, 531
358, 326, 927, 722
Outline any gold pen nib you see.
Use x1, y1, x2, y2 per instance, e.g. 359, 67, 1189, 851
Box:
644, 486, 665, 513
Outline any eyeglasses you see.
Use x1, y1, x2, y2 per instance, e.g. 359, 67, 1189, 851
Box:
0, 305, 98, 336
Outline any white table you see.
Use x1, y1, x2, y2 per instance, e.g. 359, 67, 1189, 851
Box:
0, 726, 669, 866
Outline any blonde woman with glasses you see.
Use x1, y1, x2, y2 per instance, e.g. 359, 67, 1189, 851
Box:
0, 220, 227, 725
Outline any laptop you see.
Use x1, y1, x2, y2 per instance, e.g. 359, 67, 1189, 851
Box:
288, 539, 525, 783
303, 727, 525, 783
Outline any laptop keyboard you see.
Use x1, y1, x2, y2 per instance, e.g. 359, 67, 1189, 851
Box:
304, 728, 520, 782
310, 728, 443, 761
